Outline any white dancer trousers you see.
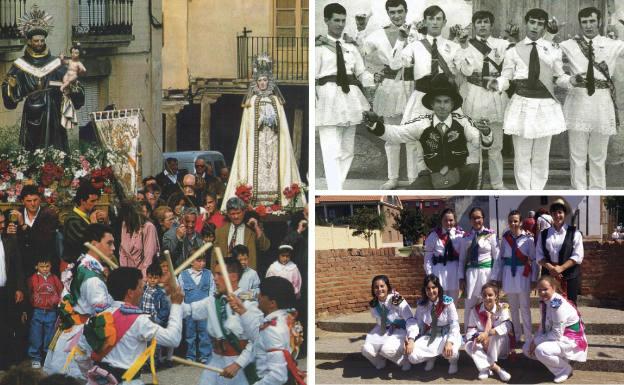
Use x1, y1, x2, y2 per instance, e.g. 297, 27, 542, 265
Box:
362, 329, 408, 367
488, 122, 505, 189
524, 340, 572, 378
465, 334, 510, 370
318, 125, 356, 190
507, 292, 532, 341
512, 135, 552, 190
568, 130, 610, 190
384, 115, 421, 181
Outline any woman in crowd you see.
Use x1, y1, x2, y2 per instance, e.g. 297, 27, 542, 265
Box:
405, 274, 461, 374
361, 275, 415, 371
497, 210, 538, 343
459, 207, 499, 332
118, 200, 159, 277
194, 192, 225, 233
423, 208, 464, 302
464, 282, 513, 382
524, 275, 588, 383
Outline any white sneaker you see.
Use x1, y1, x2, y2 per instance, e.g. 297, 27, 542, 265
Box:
478, 369, 489, 380
554, 369, 572, 383
381, 179, 399, 190
401, 361, 412, 371
424, 357, 435, 371
31, 361, 41, 369
497, 368, 511, 382
448, 361, 458, 375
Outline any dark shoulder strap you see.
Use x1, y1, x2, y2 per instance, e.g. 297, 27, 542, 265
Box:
558, 226, 577, 262
541, 229, 550, 263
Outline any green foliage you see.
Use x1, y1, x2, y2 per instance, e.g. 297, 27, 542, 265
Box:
348, 207, 385, 248
392, 206, 425, 245
0, 122, 21, 153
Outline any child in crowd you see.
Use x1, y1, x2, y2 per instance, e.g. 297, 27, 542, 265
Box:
140, 261, 172, 367
27, 256, 63, 369
233, 244, 260, 298
177, 251, 215, 363
200, 223, 216, 266
265, 244, 302, 298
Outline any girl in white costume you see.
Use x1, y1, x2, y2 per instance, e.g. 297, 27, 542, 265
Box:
405, 274, 462, 374
423, 208, 463, 302
465, 283, 513, 382
524, 275, 588, 383
497, 210, 538, 342
459, 207, 499, 332
361, 275, 415, 371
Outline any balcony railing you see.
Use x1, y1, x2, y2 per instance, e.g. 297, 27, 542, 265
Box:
0, 0, 26, 40
72, 0, 133, 38
237, 36, 308, 83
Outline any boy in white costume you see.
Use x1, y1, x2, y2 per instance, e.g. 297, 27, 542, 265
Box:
488, 8, 570, 190
361, 275, 415, 371
464, 283, 513, 382
79, 267, 184, 385
363, 0, 416, 189
524, 275, 588, 383
183, 257, 264, 385
316, 2, 373, 190
230, 276, 306, 385
423, 208, 463, 301
457, 11, 510, 189
496, 210, 538, 342
557, 7, 624, 189
43, 224, 114, 379
405, 275, 462, 374
459, 207, 499, 332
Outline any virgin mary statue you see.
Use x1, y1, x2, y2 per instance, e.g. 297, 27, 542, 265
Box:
221, 54, 305, 209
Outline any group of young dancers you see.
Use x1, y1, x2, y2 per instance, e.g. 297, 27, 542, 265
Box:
362, 203, 587, 383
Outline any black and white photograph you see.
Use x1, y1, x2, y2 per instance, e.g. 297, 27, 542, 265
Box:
315, 0, 624, 190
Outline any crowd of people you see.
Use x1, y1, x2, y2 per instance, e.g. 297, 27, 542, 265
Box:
317, 1, 622, 190
0, 159, 308, 385
362, 202, 587, 383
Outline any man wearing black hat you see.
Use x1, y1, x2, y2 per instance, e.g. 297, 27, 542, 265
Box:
364, 75, 492, 189
1, 5, 85, 152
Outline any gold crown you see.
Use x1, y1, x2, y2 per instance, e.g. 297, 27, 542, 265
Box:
18, 4, 54, 38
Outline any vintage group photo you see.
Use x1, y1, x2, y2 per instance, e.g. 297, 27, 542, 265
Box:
0, 1, 309, 385
315, 0, 624, 190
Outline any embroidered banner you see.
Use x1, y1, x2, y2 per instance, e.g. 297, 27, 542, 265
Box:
92, 109, 141, 197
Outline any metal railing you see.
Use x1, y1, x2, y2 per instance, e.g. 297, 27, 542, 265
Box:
72, 0, 133, 37
0, 0, 26, 39
237, 36, 308, 82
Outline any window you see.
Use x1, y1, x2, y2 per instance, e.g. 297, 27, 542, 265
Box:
425, 201, 431, 208
78, 78, 101, 126
275, 0, 308, 38
433, 201, 440, 207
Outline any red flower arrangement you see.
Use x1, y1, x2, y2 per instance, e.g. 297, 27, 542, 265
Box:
90, 167, 114, 190
283, 183, 301, 200
255, 204, 268, 217
40, 162, 64, 187
235, 184, 253, 203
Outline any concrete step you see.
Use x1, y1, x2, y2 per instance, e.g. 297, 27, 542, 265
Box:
315, 330, 624, 373
316, 307, 624, 335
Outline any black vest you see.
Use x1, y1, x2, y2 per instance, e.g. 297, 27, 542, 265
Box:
540, 226, 580, 280
419, 119, 468, 172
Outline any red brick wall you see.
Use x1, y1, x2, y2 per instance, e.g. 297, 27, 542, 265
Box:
315, 247, 425, 319
316, 241, 624, 318
580, 241, 624, 301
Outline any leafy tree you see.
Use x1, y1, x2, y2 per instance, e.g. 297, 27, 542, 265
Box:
392, 206, 426, 245
348, 207, 385, 248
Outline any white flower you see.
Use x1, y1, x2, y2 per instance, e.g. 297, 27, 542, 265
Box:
7, 195, 17, 203
44, 188, 53, 197
0, 182, 7, 190
15, 172, 24, 180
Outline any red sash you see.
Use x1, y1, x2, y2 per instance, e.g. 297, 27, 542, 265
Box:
267, 348, 307, 385
424, 300, 446, 333
503, 232, 532, 277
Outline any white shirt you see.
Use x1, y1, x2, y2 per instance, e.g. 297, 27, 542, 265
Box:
177, 268, 216, 296
0, 236, 6, 287
82, 301, 183, 370
395, 35, 462, 80
62, 254, 112, 315
380, 113, 492, 166
496, 37, 569, 92
24, 207, 40, 227
227, 223, 246, 248
408, 297, 461, 342
458, 229, 499, 280
536, 224, 584, 265
458, 35, 510, 77
315, 34, 374, 87
239, 267, 261, 297
363, 28, 408, 75
164, 170, 177, 184
424, 226, 464, 276
496, 230, 539, 283
559, 35, 624, 81
465, 302, 512, 338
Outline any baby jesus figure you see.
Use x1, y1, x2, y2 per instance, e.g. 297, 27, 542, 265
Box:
60, 44, 86, 92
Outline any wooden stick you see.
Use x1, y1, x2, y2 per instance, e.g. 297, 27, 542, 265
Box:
163, 250, 177, 289
171, 356, 223, 374
173, 242, 213, 276
83, 242, 119, 269
214, 247, 234, 295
